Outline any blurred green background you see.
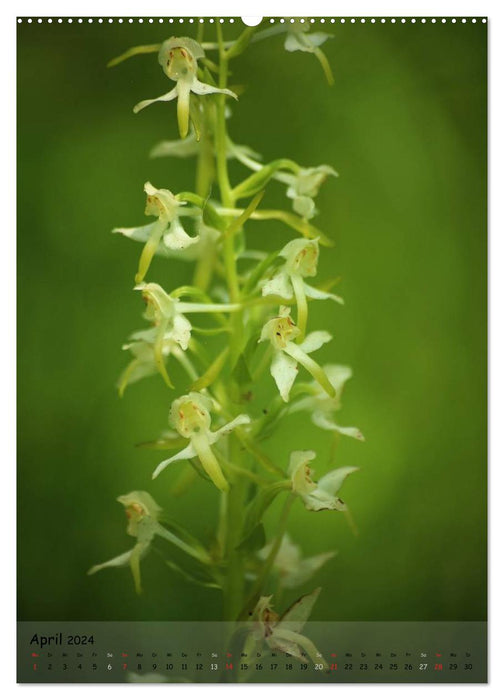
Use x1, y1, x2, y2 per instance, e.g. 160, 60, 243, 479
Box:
17, 18, 487, 622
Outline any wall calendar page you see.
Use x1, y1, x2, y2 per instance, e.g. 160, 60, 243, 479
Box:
16, 13, 487, 684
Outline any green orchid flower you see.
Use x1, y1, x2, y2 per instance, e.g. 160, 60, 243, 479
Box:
284, 21, 334, 86
262, 238, 343, 337
259, 306, 335, 402
87, 491, 210, 594
133, 37, 237, 139
274, 165, 337, 219
288, 451, 359, 512
152, 392, 251, 492
258, 533, 335, 589
135, 282, 240, 389
247, 588, 328, 667
117, 327, 197, 397
113, 182, 200, 284
228, 140, 336, 220
117, 215, 220, 265
289, 364, 365, 441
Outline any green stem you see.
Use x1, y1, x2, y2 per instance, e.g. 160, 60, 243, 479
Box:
193, 103, 216, 292
214, 24, 247, 623
238, 493, 295, 620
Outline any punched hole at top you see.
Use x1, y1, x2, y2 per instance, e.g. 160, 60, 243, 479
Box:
241, 16, 263, 27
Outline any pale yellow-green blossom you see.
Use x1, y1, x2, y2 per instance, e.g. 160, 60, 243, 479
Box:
87, 491, 210, 594
284, 21, 334, 86
247, 588, 328, 666
133, 37, 237, 138
117, 327, 197, 397
114, 182, 199, 284
274, 165, 337, 219
152, 392, 251, 492
289, 364, 364, 441
135, 282, 240, 388
258, 533, 335, 589
288, 450, 359, 511
259, 306, 335, 402
262, 238, 343, 336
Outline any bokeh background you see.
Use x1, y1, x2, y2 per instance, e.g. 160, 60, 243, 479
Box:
17, 17, 487, 622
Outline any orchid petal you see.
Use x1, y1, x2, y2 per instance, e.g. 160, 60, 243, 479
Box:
163, 219, 200, 250
312, 413, 365, 440
279, 587, 322, 632
282, 551, 336, 588
87, 549, 134, 575
288, 450, 317, 496
303, 282, 344, 305
302, 489, 346, 512
133, 86, 178, 113
171, 313, 192, 351
323, 364, 353, 390
113, 223, 157, 243
317, 466, 360, 495
262, 271, 293, 299
191, 79, 238, 100
284, 31, 331, 53
298, 330, 332, 354
271, 350, 298, 402
152, 443, 197, 479
293, 195, 316, 219
210, 414, 252, 443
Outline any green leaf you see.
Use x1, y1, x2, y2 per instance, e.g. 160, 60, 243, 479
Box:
231, 353, 253, 388
107, 43, 161, 68
233, 162, 297, 200
242, 248, 281, 295
154, 519, 211, 563
242, 481, 291, 536
223, 191, 265, 237
191, 347, 229, 391
226, 26, 257, 59
153, 546, 222, 589
236, 522, 266, 553
163, 558, 221, 589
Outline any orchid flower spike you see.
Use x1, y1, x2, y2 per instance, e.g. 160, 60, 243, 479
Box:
274, 165, 337, 219
284, 20, 334, 86
87, 491, 210, 594
248, 588, 328, 666
259, 306, 335, 402
114, 182, 199, 284
152, 392, 251, 492
288, 451, 359, 512
258, 533, 335, 589
262, 238, 343, 338
288, 364, 365, 441
135, 282, 240, 389
133, 37, 238, 139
